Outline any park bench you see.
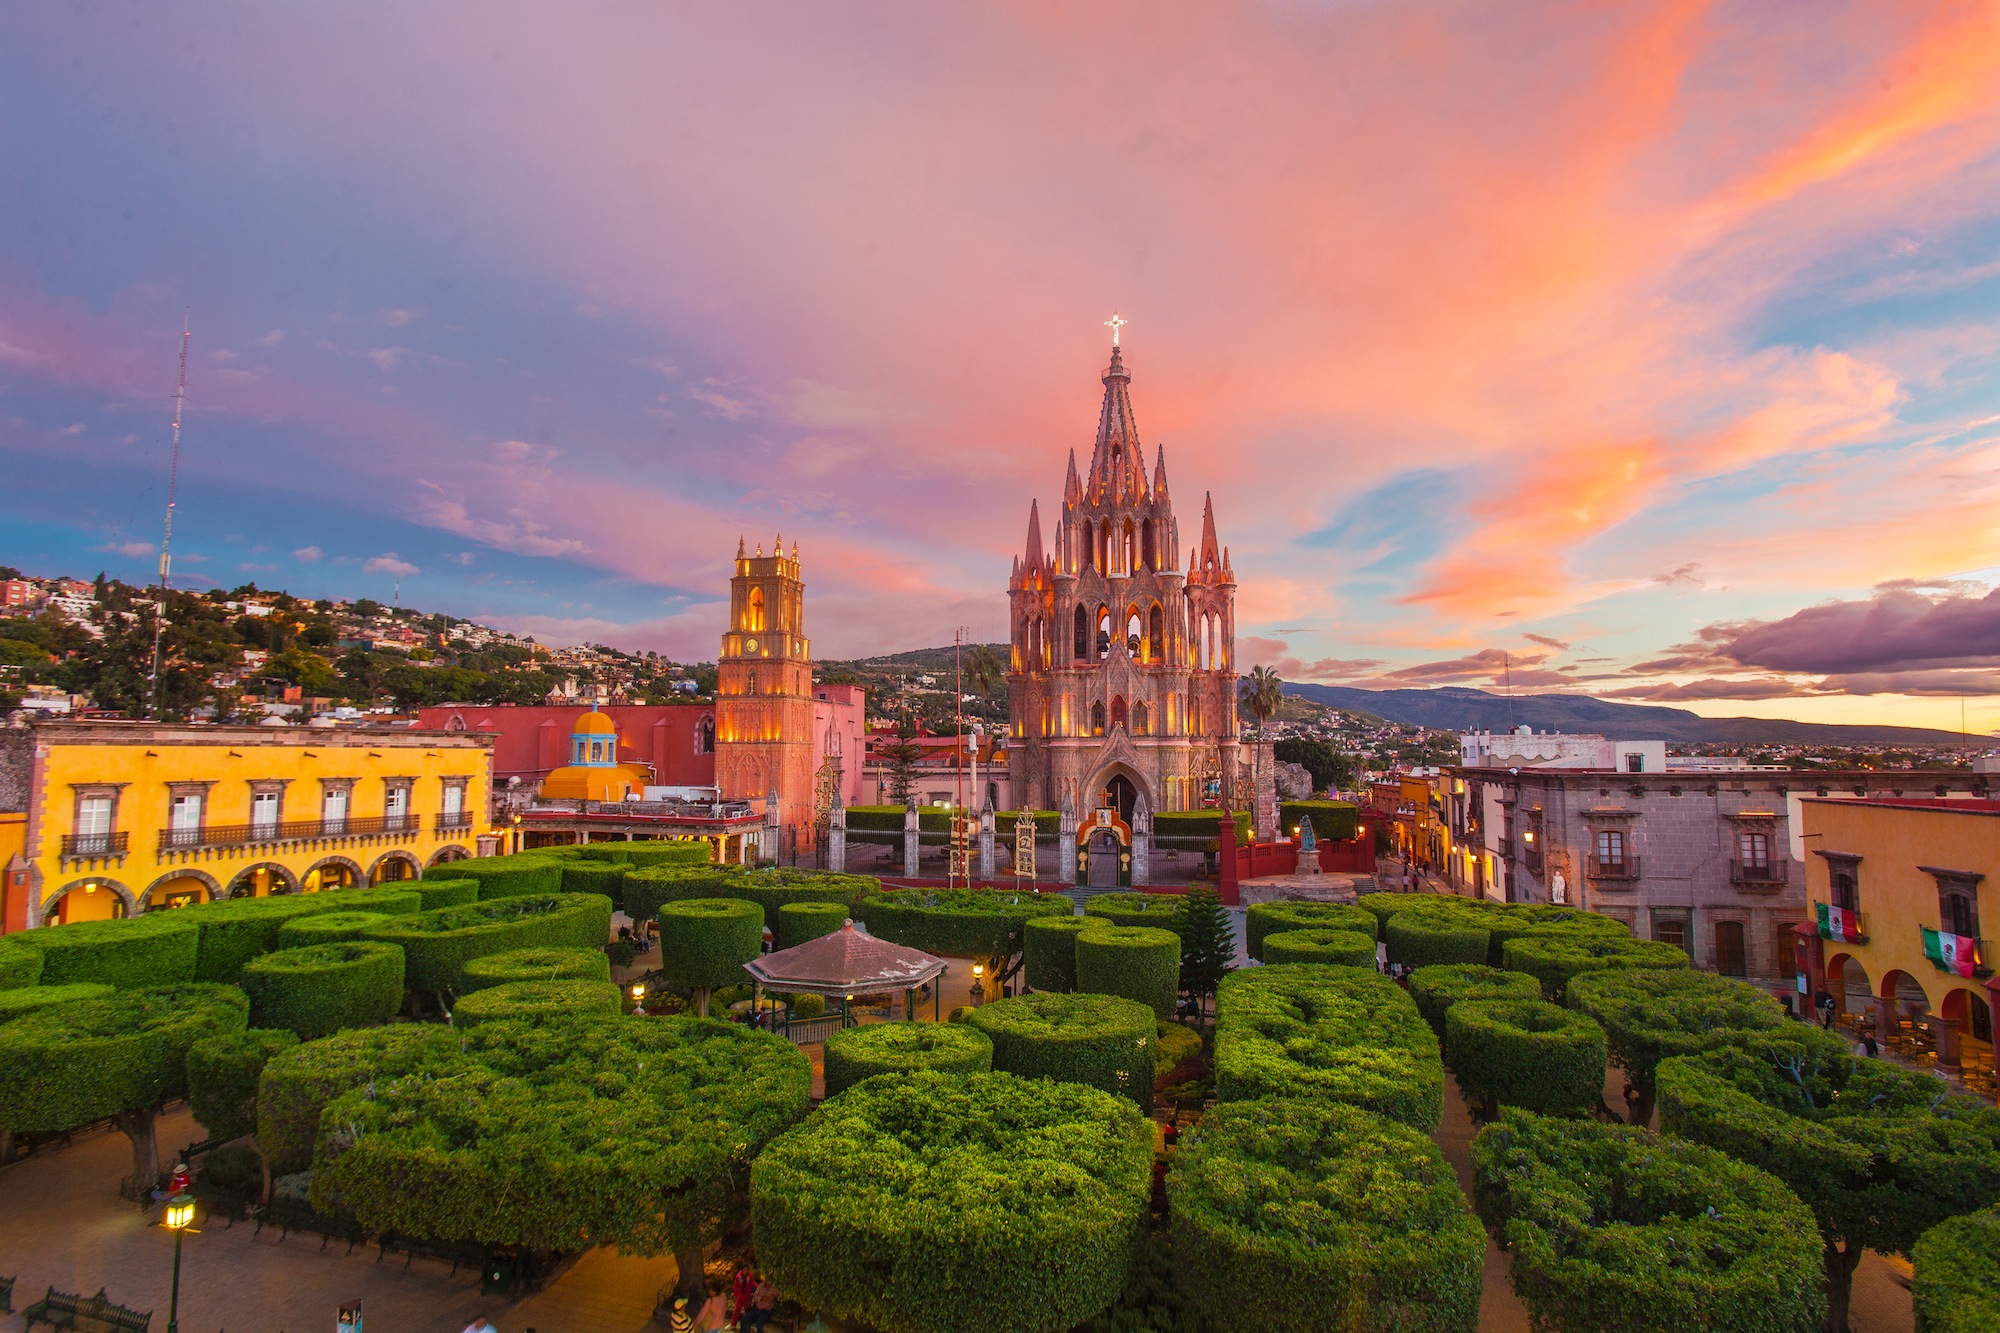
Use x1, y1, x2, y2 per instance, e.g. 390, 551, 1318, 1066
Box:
21, 1286, 151, 1333
252, 1196, 369, 1254
377, 1231, 484, 1275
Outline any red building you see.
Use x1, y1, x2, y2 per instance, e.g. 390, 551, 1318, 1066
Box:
417, 703, 720, 793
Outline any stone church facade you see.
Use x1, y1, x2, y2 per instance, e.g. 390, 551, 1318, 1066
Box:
715, 538, 819, 852
1006, 344, 1262, 838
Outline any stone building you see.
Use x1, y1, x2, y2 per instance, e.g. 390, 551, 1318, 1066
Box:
1004, 343, 1269, 841
715, 537, 819, 854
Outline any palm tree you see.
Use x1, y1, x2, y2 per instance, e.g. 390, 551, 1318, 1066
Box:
1238, 666, 1283, 838
964, 644, 1006, 700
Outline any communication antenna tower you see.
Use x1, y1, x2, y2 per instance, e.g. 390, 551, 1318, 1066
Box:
148, 312, 191, 720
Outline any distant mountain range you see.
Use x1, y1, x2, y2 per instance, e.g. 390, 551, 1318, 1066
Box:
1282, 683, 1991, 748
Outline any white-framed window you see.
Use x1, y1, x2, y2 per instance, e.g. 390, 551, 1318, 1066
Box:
443, 784, 464, 816
323, 787, 349, 831
252, 791, 280, 833
77, 795, 112, 837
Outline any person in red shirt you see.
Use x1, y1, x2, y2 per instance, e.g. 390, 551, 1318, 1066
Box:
732, 1266, 757, 1327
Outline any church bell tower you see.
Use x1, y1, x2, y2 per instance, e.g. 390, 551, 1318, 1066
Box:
715, 537, 817, 851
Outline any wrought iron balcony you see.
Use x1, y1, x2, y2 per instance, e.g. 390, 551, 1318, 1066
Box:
1496, 836, 1513, 858
1730, 859, 1791, 888
61, 831, 128, 858
155, 814, 421, 852
1587, 855, 1641, 881
434, 810, 476, 831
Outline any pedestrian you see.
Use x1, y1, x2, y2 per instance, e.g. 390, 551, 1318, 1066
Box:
1815, 988, 1835, 1029
1862, 1032, 1879, 1058
1622, 1082, 1642, 1121
746, 1278, 779, 1333
668, 1296, 695, 1333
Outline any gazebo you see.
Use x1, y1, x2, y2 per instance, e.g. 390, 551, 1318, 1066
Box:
745, 922, 949, 1028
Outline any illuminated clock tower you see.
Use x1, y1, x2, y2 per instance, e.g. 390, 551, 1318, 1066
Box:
715, 536, 818, 852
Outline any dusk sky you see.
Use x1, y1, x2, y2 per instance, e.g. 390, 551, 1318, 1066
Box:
4, 3, 1999, 730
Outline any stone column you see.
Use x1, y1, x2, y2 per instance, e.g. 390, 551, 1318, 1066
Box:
1875, 991, 1896, 1044
903, 794, 920, 879
1931, 1014, 1963, 1071
1130, 792, 1151, 886
827, 791, 847, 874
759, 789, 782, 865
1058, 791, 1078, 887
1218, 813, 1241, 906
978, 797, 996, 883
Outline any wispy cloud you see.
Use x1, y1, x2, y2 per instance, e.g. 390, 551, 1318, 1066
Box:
363, 553, 419, 576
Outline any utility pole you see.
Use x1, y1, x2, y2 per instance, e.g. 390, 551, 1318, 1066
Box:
149, 312, 191, 721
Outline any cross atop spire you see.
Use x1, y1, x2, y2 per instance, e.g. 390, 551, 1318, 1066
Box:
1103, 311, 1126, 346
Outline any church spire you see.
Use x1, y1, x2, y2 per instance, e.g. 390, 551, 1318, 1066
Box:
1194, 491, 1223, 578
1088, 345, 1141, 499
1152, 444, 1170, 501
1023, 499, 1044, 571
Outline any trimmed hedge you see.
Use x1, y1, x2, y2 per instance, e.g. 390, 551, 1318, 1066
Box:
0, 984, 248, 1132
1481, 904, 1628, 968
1152, 809, 1253, 850
1170, 1097, 1483, 1333
1083, 891, 1185, 929
360, 893, 615, 994
1156, 1021, 1202, 1077
616, 839, 715, 869
626, 864, 876, 926
0, 982, 112, 1018
1244, 901, 1376, 960
658, 896, 766, 994
775, 900, 848, 949
277, 910, 396, 950
555, 859, 629, 898
451, 978, 623, 1027
0, 937, 46, 990
1214, 965, 1443, 1132
1445, 999, 1607, 1115
1024, 915, 1093, 993
821, 1021, 995, 1098
1408, 964, 1543, 1039
188, 1027, 299, 1141
449, 855, 566, 901
1358, 890, 1463, 939
1473, 1109, 1825, 1333
1913, 1210, 2000, 1333
860, 888, 1075, 959
175, 888, 421, 983
16, 912, 199, 989
409, 878, 480, 910
751, 1069, 1152, 1333
239, 942, 406, 1040
257, 1024, 459, 1174
1385, 905, 1491, 969
460, 946, 612, 993
1262, 928, 1376, 968
966, 992, 1157, 1111
1277, 799, 1360, 843
1075, 925, 1181, 1019
1502, 934, 1688, 1001
1566, 968, 1787, 1114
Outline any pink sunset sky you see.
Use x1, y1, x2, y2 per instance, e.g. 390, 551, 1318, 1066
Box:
3, 2, 1999, 729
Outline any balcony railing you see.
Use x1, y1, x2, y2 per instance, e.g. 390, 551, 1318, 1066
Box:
1587, 855, 1641, 881
1496, 836, 1513, 858
61, 831, 128, 858
1731, 859, 1791, 888
434, 810, 475, 831
156, 814, 422, 853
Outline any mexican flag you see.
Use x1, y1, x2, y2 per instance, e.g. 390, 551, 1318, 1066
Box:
1817, 902, 1862, 943
1922, 926, 1978, 978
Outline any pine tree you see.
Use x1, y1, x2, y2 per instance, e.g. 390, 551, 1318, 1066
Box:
1174, 885, 1235, 1021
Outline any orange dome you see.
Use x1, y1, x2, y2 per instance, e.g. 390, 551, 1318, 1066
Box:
573, 709, 617, 735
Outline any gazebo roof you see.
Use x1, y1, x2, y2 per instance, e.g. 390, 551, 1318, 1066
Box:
744, 922, 947, 996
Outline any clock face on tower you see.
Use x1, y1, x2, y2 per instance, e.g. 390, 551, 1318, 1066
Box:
744, 638, 759, 654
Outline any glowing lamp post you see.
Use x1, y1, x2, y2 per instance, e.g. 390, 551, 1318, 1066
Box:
161, 1164, 198, 1333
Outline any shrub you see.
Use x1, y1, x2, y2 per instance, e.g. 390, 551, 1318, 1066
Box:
1566, 967, 1788, 1125
555, 858, 628, 898
449, 855, 565, 901
1502, 934, 1687, 1001
1407, 964, 1542, 1039
1358, 890, 1466, 939
460, 946, 612, 993
1213, 965, 1443, 1132
277, 910, 396, 949
1084, 891, 1186, 929
1385, 905, 1491, 968
16, 912, 200, 989
626, 864, 875, 925
1445, 999, 1606, 1116
257, 1024, 458, 1173
361, 893, 615, 995
313, 1017, 811, 1276
1075, 925, 1181, 1019
624, 863, 736, 920
751, 1069, 1152, 1333
187, 1027, 299, 1141
1913, 1210, 2000, 1333
238, 942, 406, 1039
658, 897, 765, 1015
1024, 914, 1093, 993
452, 979, 623, 1027
1481, 904, 1628, 968
175, 888, 421, 983
775, 901, 848, 949
1261, 928, 1376, 968
0, 937, 45, 990
1277, 799, 1360, 843
1152, 809, 1253, 851
0, 982, 112, 1018
860, 888, 1075, 959
409, 878, 480, 910
1244, 901, 1376, 960
822, 1021, 995, 1097
615, 839, 714, 869
788, 992, 825, 1020
1473, 1109, 1824, 1333
1170, 1097, 1483, 1333
967, 992, 1157, 1111
1155, 1020, 1202, 1078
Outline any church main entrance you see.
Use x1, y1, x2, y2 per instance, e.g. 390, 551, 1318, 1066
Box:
1087, 828, 1123, 888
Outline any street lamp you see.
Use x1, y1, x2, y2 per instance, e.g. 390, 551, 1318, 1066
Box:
161, 1165, 198, 1333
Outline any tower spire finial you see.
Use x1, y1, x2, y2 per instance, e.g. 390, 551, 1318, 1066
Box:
1103, 311, 1126, 347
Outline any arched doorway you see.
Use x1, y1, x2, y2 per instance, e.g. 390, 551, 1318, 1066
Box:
428, 845, 472, 869
226, 863, 299, 898
369, 851, 420, 885
41, 878, 135, 925
143, 869, 219, 912
1878, 969, 1932, 1046
1097, 774, 1139, 827
302, 856, 362, 893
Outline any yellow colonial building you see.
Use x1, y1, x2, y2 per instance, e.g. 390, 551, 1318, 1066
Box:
1800, 796, 2000, 1090
0, 720, 494, 930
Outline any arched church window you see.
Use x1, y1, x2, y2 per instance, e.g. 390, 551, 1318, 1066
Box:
1123, 521, 1136, 572
1074, 605, 1089, 661
1133, 701, 1149, 735
590, 741, 604, 762
1111, 696, 1127, 730
696, 715, 715, 755
1126, 608, 1143, 658
1090, 701, 1106, 735
1096, 606, 1112, 658
1148, 603, 1164, 661
747, 669, 758, 696
1142, 522, 1156, 571
1097, 523, 1109, 574
572, 738, 585, 763
747, 586, 766, 633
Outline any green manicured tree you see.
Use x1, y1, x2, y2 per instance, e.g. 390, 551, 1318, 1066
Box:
13, 912, 200, 988
238, 942, 407, 1039
1658, 1026, 2000, 1333
1501, 934, 1687, 1002
314, 1016, 810, 1305
1358, 890, 1473, 939
0, 982, 112, 1018
1075, 925, 1181, 1019
751, 1069, 1153, 1333
1174, 885, 1236, 1017
1083, 891, 1186, 929
0, 936, 46, 990
451, 979, 624, 1027
1023, 914, 1092, 993
1473, 1109, 1824, 1333
821, 1022, 994, 1097
1912, 1210, 2000, 1333
459, 946, 612, 993
447, 854, 566, 900
1171, 1098, 1483, 1333
409, 877, 480, 910
657, 897, 765, 1016
1567, 967, 1788, 1126
257, 1025, 458, 1174
553, 858, 628, 898
775, 900, 847, 949
276, 910, 395, 949
861, 888, 1075, 1004
1407, 964, 1543, 1040
361, 892, 616, 997
176, 888, 421, 981
966, 992, 1158, 1111
188, 1027, 299, 1142
1445, 999, 1606, 1118
1385, 905, 1491, 969
1244, 900, 1376, 961
1261, 928, 1376, 968
0, 984, 247, 1194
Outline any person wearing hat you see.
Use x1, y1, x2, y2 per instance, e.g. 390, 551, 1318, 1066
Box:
669, 1296, 695, 1333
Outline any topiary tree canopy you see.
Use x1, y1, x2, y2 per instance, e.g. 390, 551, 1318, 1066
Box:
966, 992, 1158, 1111
1170, 1097, 1484, 1333
1023, 915, 1093, 994
238, 941, 406, 1039
821, 1021, 994, 1098
1658, 1026, 2000, 1333
1567, 967, 1788, 1126
188, 1027, 299, 1143
1244, 901, 1376, 961
1445, 998, 1607, 1117
175, 887, 421, 982
861, 888, 1074, 1003
452, 979, 624, 1027
0, 984, 247, 1194
775, 900, 848, 950
409, 877, 480, 910
1213, 964, 1443, 1132
1261, 928, 1376, 968
0, 982, 112, 1019
447, 854, 566, 900
14, 912, 199, 989
257, 1024, 459, 1174
1479, 904, 1628, 968
751, 1069, 1153, 1333
626, 864, 876, 928
1912, 1209, 2000, 1333
1407, 964, 1543, 1040
1501, 934, 1687, 1002
1083, 891, 1185, 929
313, 1016, 810, 1303
657, 897, 765, 1016
459, 946, 612, 993
1385, 904, 1491, 969
1075, 924, 1181, 1019
361, 892, 615, 996
276, 909, 398, 950
0, 936, 46, 990
1474, 1108, 1824, 1333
